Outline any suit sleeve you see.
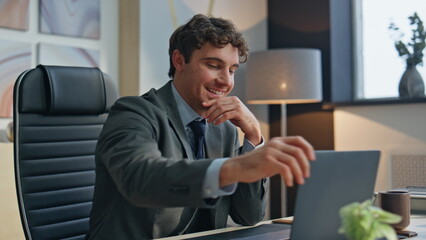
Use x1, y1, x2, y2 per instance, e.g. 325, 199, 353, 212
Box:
229, 129, 269, 225
96, 97, 215, 208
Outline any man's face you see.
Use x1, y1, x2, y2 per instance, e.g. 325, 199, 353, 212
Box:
173, 43, 239, 115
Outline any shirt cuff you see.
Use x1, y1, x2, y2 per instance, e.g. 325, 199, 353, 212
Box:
241, 136, 265, 154
202, 158, 237, 198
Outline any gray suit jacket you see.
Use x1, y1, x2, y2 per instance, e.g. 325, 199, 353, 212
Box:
86, 81, 268, 239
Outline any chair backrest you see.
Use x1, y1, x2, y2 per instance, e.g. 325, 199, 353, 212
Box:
13, 65, 119, 240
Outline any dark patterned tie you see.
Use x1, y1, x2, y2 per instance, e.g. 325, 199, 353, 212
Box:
188, 119, 206, 159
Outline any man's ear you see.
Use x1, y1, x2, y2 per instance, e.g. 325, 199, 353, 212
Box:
172, 50, 185, 72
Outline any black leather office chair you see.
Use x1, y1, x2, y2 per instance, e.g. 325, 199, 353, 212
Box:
13, 65, 119, 240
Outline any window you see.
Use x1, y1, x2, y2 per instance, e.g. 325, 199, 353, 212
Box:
354, 0, 426, 99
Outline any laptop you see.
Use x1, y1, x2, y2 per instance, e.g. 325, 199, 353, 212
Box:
286, 150, 380, 239
187, 150, 380, 240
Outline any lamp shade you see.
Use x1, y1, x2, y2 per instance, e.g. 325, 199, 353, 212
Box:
246, 48, 322, 104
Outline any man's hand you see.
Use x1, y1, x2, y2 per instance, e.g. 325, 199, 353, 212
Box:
202, 96, 261, 146
219, 136, 316, 187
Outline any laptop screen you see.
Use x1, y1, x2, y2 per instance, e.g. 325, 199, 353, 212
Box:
290, 150, 380, 240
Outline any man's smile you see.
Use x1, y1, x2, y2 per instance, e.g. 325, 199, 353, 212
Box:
206, 87, 227, 97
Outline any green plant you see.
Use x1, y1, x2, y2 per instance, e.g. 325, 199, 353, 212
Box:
339, 199, 402, 240
389, 12, 426, 67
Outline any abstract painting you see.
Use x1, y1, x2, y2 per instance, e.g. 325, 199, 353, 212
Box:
0, 40, 31, 118
38, 43, 100, 68
0, 0, 29, 30
40, 0, 100, 39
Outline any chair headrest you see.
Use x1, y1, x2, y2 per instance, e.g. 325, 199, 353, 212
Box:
37, 65, 107, 114
16, 65, 119, 115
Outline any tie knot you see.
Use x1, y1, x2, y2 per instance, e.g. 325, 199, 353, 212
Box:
188, 119, 206, 137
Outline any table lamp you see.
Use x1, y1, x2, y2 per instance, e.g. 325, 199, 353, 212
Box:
246, 48, 322, 218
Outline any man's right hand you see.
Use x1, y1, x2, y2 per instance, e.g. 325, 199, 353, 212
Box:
219, 136, 316, 187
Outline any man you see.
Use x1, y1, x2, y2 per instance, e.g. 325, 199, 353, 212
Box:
86, 14, 315, 239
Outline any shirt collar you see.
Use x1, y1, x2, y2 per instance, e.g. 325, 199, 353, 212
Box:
171, 82, 202, 127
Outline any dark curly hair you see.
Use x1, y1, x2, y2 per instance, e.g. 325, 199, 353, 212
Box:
168, 14, 249, 78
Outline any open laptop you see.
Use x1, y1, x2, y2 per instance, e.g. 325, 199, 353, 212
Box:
188, 150, 380, 240
285, 150, 380, 239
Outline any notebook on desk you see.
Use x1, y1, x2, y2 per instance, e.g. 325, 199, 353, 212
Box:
187, 150, 380, 240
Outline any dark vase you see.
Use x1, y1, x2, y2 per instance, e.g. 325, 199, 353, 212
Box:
399, 65, 425, 98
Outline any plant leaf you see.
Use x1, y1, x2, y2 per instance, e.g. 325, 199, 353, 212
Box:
378, 223, 398, 240
339, 199, 404, 240
370, 206, 402, 224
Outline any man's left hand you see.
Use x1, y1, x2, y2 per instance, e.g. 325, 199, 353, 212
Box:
202, 96, 262, 146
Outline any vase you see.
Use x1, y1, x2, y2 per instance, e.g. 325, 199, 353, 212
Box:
399, 65, 425, 98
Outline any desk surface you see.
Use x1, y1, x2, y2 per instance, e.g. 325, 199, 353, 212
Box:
157, 215, 426, 240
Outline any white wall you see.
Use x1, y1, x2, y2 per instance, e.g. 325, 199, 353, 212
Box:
334, 103, 426, 191
0, 0, 119, 133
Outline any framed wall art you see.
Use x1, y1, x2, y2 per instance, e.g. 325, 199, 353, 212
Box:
40, 0, 100, 39
0, 40, 31, 118
0, 0, 29, 31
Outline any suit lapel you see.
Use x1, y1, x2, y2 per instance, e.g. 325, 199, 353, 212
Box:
154, 81, 224, 160
155, 81, 193, 159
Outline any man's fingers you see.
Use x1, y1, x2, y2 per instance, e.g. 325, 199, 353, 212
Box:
202, 97, 261, 146
202, 98, 238, 122
281, 153, 305, 185
283, 144, 311, 178
277, 163, 294, 187
224, 136, 314, 187
211, 113, 233, 125
282, 136, 316, 161
267, 147, 305, 185
202, 97, 236, 107
268, 139, 310, 179
204, 104, 236, 124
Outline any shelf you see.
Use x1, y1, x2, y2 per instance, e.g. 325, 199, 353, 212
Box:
323, 97, 426, 109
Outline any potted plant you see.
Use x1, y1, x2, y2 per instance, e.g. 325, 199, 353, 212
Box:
339, 199, 402, 240
389, 12, 426, 98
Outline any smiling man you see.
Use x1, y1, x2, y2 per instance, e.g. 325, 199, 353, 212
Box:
86, 14, 315, 240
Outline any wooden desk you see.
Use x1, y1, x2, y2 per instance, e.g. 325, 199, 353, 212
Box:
157, 215, 426, 240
